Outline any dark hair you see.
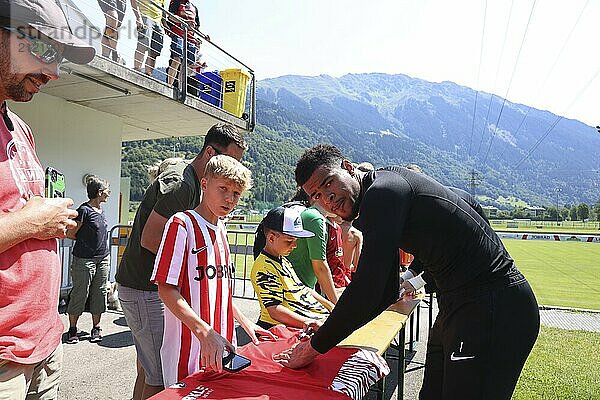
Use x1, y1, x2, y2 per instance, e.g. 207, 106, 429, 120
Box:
295, 144, 343, 186
290, 187, 309, 205
201, 123, 247, 153
86, 176, 109, 199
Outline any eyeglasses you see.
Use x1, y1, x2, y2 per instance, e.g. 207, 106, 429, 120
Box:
4, 27, 63, 65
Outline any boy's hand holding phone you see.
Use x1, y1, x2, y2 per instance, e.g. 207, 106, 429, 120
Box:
197, 328, 235, 373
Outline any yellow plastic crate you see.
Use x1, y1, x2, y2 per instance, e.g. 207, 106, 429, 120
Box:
219, 68, 251, 118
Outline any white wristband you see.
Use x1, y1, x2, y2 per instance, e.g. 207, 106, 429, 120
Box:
400, 269, 414, 282
407, 273, 426, 290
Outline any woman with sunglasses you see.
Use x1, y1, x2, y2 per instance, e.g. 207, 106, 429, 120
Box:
66, 176, 112, 344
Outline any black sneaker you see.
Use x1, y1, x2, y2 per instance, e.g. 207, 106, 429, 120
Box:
90, 326, 102, 343
66, 327, 79, 344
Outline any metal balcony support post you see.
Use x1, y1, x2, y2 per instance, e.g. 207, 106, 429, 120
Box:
179, 25, 188, 102
249, 71, 256, 130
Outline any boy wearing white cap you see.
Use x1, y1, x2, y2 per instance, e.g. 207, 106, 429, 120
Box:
251, 206, 334, 331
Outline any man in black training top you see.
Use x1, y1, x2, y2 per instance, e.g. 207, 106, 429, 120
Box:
274, 144, 539, 400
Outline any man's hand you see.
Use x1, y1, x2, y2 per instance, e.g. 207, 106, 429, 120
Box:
136, 17, 146, 33
398, 280, 417, 299
196, 328, 235, 373
22, 197, 77, 240
302, 319, 323, 336
273, 340, 319, 369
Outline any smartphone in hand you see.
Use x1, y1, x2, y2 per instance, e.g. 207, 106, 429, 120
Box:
222, 351, 251, 373
45, 167, 65, 198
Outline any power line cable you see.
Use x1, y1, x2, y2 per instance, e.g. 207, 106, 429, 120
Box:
477, 0, 514, 158
497, 0, 591, 161
514, 66, 600, 169
482, 0, 537, 166
475, 0, 516, 157
468, 0, 488, 156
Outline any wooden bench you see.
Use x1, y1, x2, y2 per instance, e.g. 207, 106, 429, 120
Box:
337, 296, 422, 400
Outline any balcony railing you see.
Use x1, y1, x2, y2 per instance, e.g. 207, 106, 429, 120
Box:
58, 0, 256, 132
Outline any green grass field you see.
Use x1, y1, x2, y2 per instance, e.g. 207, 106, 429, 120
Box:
223, 230, 600, 310
490, 220, 600, 234
513, 326, 600, 399
502, 240, 600, 310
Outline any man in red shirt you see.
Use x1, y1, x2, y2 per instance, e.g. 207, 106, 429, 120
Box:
0, 0, 94, 397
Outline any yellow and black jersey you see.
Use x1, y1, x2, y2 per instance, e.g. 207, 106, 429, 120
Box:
250, 251, 329, 327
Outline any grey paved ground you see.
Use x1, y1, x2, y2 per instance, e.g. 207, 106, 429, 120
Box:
539, 308, 600, 332
58, 295, 599, 400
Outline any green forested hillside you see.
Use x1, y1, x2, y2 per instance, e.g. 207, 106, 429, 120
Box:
121, 73, 600, 210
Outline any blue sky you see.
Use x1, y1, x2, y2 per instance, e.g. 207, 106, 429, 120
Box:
76, 0, 598, 127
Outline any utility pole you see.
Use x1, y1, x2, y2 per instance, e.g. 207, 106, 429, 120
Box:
468, 169, 481, 195
555, 188, 561, 225
263, 168, 266, 203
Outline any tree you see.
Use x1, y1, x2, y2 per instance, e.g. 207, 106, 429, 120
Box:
512, 207, 526, 219
577, 203, 590, 221
570, 205, 578, 221
560, 207, 570, 221
497, 210, 511, 219
546, 206, 559, 221
592, 202, 600, 221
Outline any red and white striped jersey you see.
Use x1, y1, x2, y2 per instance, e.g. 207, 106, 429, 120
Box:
151, 210, 236, 387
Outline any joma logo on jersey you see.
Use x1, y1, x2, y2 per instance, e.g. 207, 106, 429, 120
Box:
182, 385, 214, 399
194, 264, 235, 281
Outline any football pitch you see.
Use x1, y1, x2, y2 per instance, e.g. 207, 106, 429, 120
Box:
226, 227, 600, 310
502, 239, 600, 310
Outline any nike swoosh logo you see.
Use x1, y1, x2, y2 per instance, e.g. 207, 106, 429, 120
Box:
450, 352, 475, 361
191, 246, 207, 255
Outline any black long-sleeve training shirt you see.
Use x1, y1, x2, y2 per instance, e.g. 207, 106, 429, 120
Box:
310, 167, 518, 353
410, 185, 490, 282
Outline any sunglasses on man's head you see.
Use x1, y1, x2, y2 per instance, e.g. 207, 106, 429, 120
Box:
4, 27, 63, 65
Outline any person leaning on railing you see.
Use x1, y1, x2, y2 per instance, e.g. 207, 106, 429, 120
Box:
165, 0, 209, 87
97, 0, 127, 63
132, 0, 166, 76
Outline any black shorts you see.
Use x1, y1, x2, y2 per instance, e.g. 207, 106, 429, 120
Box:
98, 0, 126, 27
419, 278, 540, 400
137, 16, 164, 56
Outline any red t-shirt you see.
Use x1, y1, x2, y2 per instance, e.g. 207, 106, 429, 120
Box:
151, 326, 389, 400
0, 103, 63, 364
326, 221, 351, 288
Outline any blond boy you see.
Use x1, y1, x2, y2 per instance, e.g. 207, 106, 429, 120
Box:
151, 155, 274, 387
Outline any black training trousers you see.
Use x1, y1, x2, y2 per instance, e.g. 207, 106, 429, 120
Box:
419, 279, 540, 400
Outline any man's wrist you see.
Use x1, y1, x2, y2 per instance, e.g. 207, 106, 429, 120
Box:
407, 274, 426, 290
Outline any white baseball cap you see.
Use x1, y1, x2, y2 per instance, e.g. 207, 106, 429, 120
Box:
262, 206, 314, 238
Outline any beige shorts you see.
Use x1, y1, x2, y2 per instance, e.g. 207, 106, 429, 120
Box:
67, 255, 110, 316
0, 344, 63, 400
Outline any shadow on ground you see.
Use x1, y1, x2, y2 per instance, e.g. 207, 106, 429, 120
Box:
98, 330, 134, 348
